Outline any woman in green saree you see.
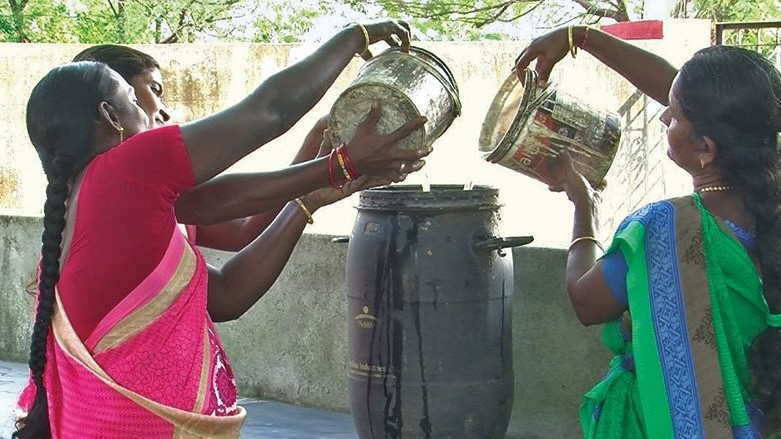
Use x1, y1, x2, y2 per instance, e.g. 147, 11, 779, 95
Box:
515, 27, 781, 438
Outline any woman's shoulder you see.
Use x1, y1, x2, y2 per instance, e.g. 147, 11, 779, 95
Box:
84, 124, 193, 192
123, 124, 183, 147
616, 195, 695, 233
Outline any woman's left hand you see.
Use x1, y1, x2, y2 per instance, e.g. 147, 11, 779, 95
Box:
514, 26, 572, 84
545, 150, 601, 208
290, 115, 330, 165
303, 132, 390, 211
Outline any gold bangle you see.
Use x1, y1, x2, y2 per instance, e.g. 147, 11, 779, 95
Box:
569, 236, 603, 252
354, 23, 370, 57
335, 149, 352, 181
294, 197, 314, 224
567, 26, 578, 58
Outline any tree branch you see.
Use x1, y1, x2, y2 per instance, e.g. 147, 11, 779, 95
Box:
105, 0, 119, 19
570, 0, 629, 21
493, 0, 547, 24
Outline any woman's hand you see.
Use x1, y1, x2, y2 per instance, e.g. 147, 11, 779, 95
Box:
545, 150, 600, 209
290, 115, 330, 165
356, 20, 412, 60
514, 26, 572, 85
342, 100, 430, 182
305, 132, 392, 211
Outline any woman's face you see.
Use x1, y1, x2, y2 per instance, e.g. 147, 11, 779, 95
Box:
108, 71, 150, 138
659, 75, 701, 172
129, 67, 170, 128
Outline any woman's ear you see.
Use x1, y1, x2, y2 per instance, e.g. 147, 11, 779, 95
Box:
97, 101, 122, 131
700, 135, 719, 168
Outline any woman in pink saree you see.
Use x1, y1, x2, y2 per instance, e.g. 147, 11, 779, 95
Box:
14, 20, 430, 439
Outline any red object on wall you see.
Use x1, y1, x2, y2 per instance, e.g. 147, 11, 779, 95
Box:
600, 20, 664, 40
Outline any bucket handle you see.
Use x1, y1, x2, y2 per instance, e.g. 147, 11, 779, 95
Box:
474, 236, 534, 257
331, 236, 350, 243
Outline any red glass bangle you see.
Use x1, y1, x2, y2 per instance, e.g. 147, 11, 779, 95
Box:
335, 147, 352, 181
337, 145, 360, 179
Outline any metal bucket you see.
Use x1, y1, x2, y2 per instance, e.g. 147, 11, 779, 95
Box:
344, 184, 532, 439
329, 46, 461, 151
479, 69, 622, 187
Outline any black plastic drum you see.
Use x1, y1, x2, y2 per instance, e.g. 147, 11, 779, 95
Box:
345, 184, 532, 439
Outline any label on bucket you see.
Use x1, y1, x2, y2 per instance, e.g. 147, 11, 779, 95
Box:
502, 90, 620, 187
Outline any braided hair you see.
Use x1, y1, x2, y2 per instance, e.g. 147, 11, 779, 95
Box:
13, 62, 118, 439
677, 45, 781, 432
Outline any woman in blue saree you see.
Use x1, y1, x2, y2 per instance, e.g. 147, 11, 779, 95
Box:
516, 27, 781, 438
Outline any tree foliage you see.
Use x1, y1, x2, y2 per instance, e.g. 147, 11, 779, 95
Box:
671, 0, 781, 21
1, 0, 780, 43
341, 0, 646, 40
253, 0, 331, 43
0, 0, 245, 43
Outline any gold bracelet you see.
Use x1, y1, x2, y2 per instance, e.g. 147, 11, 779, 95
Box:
294, 197, 314, 224
569, 236, 604, 252
335, 149, 352, 181
354, 23, 370, 57
567, 26, 578, 58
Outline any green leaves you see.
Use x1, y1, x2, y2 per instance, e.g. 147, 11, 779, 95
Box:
0, 0, 244, 43
2, 0, 780, 44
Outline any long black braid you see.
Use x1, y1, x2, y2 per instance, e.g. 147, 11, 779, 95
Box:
14, 62, 118, 439
677, 46, 781, 433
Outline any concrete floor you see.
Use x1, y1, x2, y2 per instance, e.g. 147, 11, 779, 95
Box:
0, 360, 358, 439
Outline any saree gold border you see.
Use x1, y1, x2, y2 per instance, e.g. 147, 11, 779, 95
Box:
94, 243, 197, 354
673, 196, 731, 438
172, 323, 212, 438
52, 293, 246, 438
194, 322, 211, 412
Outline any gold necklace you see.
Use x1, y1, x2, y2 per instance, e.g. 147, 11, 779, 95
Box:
696, 185, 734, 193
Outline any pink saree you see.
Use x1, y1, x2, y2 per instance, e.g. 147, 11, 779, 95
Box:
16, 227, 246, 438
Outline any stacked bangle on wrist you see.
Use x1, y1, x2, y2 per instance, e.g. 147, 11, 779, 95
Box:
337, 144, 359, 180
328, 148, 340, 189
335, 148, 352, 181
327, 144, 360, 188
335, 144, 359, 180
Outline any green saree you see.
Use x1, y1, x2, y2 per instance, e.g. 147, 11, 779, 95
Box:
580, 194, 777, 439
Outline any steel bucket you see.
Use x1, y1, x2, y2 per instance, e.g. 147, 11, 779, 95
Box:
329, 46, 461, 151
479, 69, 622, 188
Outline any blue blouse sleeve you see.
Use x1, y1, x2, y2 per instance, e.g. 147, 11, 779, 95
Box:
601, 248, 628, 306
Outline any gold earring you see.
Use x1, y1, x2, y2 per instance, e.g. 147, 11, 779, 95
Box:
700, 157, 705, 169
118, 126, 124, 143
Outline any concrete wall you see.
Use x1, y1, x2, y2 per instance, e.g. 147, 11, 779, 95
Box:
0, 20, 713, 437
0, 20, 712, 247
0, 214, 607, 438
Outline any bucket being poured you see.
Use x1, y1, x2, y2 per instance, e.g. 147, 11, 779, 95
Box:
329, 46, 461, 151
479, 69, 622, 188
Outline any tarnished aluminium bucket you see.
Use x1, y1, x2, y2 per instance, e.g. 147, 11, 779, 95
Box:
344, 185, 532, 439
479, 69, 622, 188
329, 46, 461, 151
